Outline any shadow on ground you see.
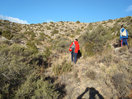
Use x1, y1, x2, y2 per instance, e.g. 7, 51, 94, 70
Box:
77, 87, 104, 99
45, 76, 66, 99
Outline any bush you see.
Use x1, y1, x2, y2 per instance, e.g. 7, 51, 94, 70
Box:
108, 19, 113, 23
0, 29, 2, 35
53, 60, 73, 75
46, 26, 51, 30
127, 25, 132, 38
111, 73, 130, 97
76, 28, 81, 35
128, 39, 132, 47
76, 21, 80, 24
85, 70, 96, 80
1, 30, 13, 40
110, 24, 120, 36
54, 37, 71, 53
24, 31, 36, 40
51, 29, 59, 36
0, 44, 34, 98
87, 23, 93, 31
26, 41, 38, 53
0, 43, 55, 98
12, 33, 27, 43
79, 25, 113, 57
15, 72, 60, 99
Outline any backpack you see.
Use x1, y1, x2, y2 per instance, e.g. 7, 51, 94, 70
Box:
122, 29, 127, 36
71, 42, 75, 52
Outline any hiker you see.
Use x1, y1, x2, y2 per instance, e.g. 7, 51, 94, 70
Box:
69, 39, 80, 64
120, 25, 129, 48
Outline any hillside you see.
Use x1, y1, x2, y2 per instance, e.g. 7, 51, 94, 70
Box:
0, 16, 132, 99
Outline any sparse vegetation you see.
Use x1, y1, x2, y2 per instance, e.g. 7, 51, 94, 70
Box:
51, 29, 59, 36
53, 59, 73, 75
79, 25, 113, 57
54, 37, 71, 53
0, 16, 132, 98
26, 40, 38, 53
1, 30, 13, 40
85, 70, 96, 80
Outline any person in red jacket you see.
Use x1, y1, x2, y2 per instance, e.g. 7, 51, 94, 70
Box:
69, 39, 80, 64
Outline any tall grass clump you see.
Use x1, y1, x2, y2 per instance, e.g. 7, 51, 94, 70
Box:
53, 59, 73, 75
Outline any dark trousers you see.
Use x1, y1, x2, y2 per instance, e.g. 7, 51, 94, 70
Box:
71, 52, 77, 64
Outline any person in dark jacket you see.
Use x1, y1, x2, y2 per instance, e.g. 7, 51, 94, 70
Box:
69, 39, 80, 64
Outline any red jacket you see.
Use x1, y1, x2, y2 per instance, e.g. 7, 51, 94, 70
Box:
70, 41, 80, 53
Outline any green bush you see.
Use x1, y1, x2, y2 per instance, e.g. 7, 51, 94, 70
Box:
108, 19, 113, 23
0, 29, 2, 35
0, 43, 55, 98
51, 29, 59, 36
53, 60, 73, 75
54, 37, 71, 53
50, 21, 54, 24
24, 31, 36, 40
127, 25, 132, 38
76, 28, 81, 35
79, 25, 113, 57
1, 30, 13, 40
15, 72, 60, 99
0, 44, 34, 98
76, 21, 80, 24
87, 23, 93, 31
26, 41, 38, 53
46, 26, 51, 30
12, 33, 27, 43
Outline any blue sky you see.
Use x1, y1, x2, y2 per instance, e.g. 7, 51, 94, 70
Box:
0, 0, 132, 24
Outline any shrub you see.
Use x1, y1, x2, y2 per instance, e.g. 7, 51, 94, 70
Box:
87, 23, 94, 31
53, 60, 73, 75
76, 28, 81, 35
108, 19, 113, 23
79, 25, 113, 57
46, 26, 51, 30
1, 30, 13, 40
0, 44, 34, 98
70, 34, 75, 38
0, 29, 2, 35
26, 41, 38, 53
127, 25, 132, 38
15, 72, 60, 99
24, 31, 36, 40
39, 33, 45, 41
50, 21, 54, 24
110, 25, 120, 36
12, 33, 27, 43
51, 29, 59, 36
128, 39, 132, 47
76, 21, 80, 24
0, 43, 55, 98
111, 73, 130, 97
85, 70, 96, 80
54, 37, 71, 53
